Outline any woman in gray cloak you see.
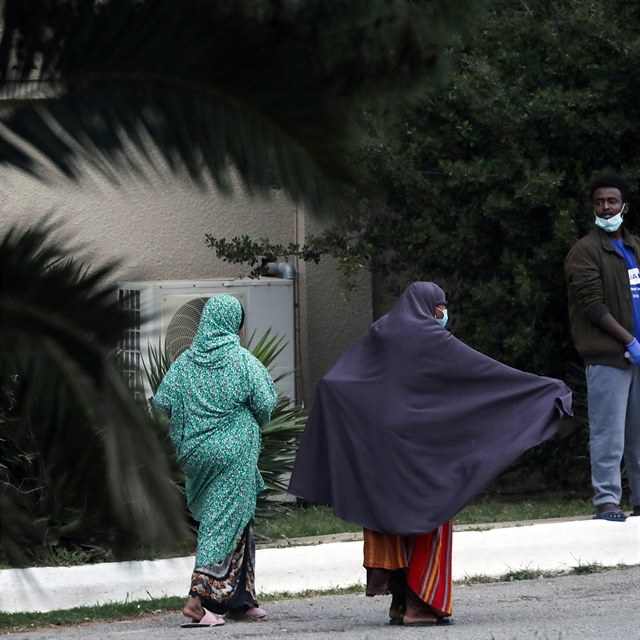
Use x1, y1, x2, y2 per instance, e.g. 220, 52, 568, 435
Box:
289, 282, 572, 627
154, 294, 277, 627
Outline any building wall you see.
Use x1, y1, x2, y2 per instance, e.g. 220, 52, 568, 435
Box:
295, 210, 372, 406
0, 165, 372, 407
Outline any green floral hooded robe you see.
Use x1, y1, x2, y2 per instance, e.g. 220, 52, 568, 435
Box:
153, 295, 277, 566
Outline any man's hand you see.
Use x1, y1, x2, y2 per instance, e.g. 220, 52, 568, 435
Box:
626, 338, 640, 366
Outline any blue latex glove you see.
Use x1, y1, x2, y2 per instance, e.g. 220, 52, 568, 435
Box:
626, 338, 640, 366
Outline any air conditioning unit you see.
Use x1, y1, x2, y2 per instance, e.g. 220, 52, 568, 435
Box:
117, 278, 295, 402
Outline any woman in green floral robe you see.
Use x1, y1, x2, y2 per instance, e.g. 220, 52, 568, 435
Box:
153, 294, 277, 627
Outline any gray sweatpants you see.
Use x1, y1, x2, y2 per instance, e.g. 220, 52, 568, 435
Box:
586, 363, 640, 508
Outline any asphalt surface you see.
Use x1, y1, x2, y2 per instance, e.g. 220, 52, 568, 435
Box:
6, 566, 639, 640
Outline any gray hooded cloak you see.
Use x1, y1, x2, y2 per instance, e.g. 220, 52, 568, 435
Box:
288, 282, 572, 534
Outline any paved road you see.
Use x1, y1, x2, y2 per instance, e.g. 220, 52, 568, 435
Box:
7, 567, 639, 640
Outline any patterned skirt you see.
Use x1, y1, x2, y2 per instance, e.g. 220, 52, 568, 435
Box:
363, 520, 453, 616
188, 521, 259, 615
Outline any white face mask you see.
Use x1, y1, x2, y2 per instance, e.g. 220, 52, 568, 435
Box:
594, 204, 627, 233
437, 308, 448, 328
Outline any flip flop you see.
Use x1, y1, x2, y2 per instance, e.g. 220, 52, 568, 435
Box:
180, 608, 225, 628
593, 510, 627, 522
399, 616, 453, 627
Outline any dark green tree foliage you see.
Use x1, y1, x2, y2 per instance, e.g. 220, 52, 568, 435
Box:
351, 0, 639, 490
0, 0, 485, 213
346, 0, 638, 490
212, 0, 639, 377
359, 0, 639, 376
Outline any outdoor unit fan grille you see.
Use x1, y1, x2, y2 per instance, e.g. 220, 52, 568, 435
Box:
165, 297, 208, 361
118, 288, 143, 398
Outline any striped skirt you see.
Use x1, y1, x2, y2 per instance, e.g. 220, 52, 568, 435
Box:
363, 520, 453, 616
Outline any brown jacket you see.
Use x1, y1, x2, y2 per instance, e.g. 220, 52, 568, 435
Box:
564, 226, 640, 368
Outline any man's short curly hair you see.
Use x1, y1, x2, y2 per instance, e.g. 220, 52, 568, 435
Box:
588, 174, 631, 203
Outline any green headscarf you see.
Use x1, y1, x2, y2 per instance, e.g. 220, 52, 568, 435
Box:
186, 295, 243, 367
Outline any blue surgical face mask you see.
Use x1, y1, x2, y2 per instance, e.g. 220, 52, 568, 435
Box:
594, 204, 626, 233
437, 308, 448, 328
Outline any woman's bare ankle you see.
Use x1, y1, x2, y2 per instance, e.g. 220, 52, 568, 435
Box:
182, 596, 204, 621
402, 587, 439, 623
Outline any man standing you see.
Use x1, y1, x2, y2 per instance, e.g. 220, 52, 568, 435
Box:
565, 174, 640, 521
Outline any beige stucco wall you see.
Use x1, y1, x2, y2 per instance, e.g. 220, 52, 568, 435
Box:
295, 211, 372, 406
0, 169, 295, 281
1, 165, 372, 407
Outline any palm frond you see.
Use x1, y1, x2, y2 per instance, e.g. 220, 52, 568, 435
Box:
0, 219, 188, 565
257, 402, 307, 496
142, 339, 173, 397
246, 329, 286, 366
0, 0, 484, 213
244, 328, 291, 385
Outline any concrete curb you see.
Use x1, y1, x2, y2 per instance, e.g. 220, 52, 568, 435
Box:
1, 517, 638, 613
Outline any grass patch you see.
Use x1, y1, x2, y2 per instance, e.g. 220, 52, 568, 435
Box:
454, 492, 593, 525
30, 547, 97, 567
457, 573, 498, 585
255, 504, 361, 541
570, 560, 605, 575
503, 567, 551, 581
261, 584, 365, 600
458, 562, 635, 587
254, 492, 594, 544
0, 597, 183, 634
